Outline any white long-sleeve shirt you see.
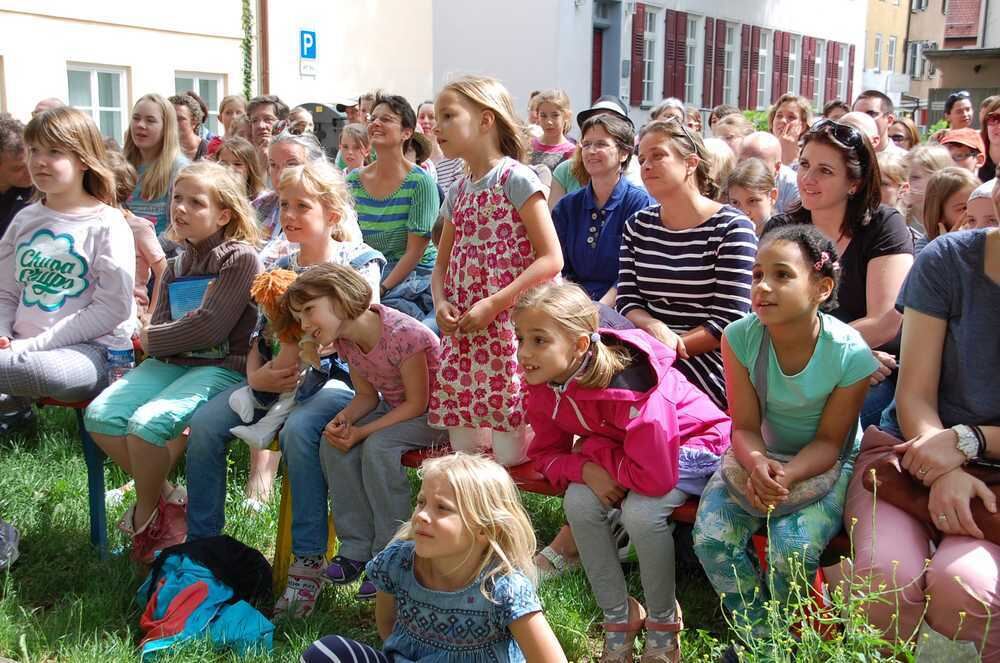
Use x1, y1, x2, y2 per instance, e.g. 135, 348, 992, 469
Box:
0, 202, 136, 352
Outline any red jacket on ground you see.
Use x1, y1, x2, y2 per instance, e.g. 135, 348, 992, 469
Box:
526, 328, 731, 497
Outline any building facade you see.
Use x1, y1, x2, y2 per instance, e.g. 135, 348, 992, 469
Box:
903, 0, 947, 122
861, 0, 911, 107
590, 0, 868, 124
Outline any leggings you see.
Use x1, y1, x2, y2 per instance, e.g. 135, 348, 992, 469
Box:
301, 635, 388, 663
564, 482, 687, 622
0, 343, 107, 406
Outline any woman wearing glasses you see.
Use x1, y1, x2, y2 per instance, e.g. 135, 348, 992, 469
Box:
617, 118, 758, 412
348, 93, 439, 321
552, 113, 652, 306
763, 120, 914, 429
978, 97, 1000, 183
887, 117, 920, 151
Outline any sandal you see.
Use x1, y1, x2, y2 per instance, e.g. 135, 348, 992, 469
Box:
600, 596, 647, 663
535, 545, 580, 581
639, 602, 683, 663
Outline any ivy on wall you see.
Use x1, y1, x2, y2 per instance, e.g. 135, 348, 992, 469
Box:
241, 0, 254, 98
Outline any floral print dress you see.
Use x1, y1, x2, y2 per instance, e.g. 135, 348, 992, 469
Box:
429, 160, 534, 433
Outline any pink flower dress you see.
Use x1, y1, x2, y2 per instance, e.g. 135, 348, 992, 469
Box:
428, 160, 534, 432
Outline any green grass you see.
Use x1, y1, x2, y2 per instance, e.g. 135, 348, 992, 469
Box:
0, 408, 734, 661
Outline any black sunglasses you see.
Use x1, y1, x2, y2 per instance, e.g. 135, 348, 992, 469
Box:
808, 119, 866, 151
946, 90, 971, 104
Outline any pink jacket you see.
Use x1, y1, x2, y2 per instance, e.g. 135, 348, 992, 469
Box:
526, 328, 731, 497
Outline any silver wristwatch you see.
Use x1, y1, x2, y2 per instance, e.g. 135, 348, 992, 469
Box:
952, 424, 979, 461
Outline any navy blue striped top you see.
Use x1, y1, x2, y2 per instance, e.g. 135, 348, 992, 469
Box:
616, 204, 757, 408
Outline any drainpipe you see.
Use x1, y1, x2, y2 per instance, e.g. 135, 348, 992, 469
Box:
979, 0, 989, 48
258, 0, 270, 94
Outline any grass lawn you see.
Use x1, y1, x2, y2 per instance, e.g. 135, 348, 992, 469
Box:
0, 408, 734, 661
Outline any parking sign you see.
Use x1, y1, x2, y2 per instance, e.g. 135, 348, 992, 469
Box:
300, 30, 316, 59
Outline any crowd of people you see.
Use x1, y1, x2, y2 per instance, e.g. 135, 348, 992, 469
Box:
0, 76, 997, 662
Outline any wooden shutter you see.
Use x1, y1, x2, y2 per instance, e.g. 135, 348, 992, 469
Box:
846, 44, 856, 104
663, 10, 687, 99
702, 17, 716, 107
630, 3, 646, 105
826, 40, 837, 102
779, 32, 791, 96
801, 37, 815, 101
749, 26, 761, 109
771, 31, 784, 102
713, 19, 726, 106
739, 24, 752, 108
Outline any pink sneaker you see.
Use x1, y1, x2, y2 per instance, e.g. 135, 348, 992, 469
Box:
119, 496, 188, 565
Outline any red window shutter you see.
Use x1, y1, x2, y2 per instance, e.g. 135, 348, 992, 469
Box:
749, 26, 761, 109
713, 19, 726, 106
847, 44, 856, 104
663, 11, 675, 100
777, 32, 792, 97
802, 37, 814, 101
673, 11, 688, 99
825, 40, 837, 102
703, 17, 716, 108
630, 3, 646, 105
739, 24, 752, 109
771, 30, 784, 103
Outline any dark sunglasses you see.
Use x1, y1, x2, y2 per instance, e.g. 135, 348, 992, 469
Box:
946, 90, 971, 105
986, 112, 1000, 127
808, 119, 866, 150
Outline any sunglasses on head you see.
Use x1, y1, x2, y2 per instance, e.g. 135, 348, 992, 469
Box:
809, 119, 866, 150
947, 90, 971, 105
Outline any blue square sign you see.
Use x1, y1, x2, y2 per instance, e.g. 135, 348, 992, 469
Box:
300, 30, 317, 59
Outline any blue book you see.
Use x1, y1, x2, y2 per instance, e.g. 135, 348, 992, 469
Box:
167, 276, 229, 359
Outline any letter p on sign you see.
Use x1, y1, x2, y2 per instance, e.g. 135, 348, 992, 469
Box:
300, 30, 316, 59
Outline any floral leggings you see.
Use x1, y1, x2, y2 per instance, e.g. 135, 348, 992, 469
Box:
692, 466, 852, 625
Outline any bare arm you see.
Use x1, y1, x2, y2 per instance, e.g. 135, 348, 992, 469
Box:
354, 352, 431, 439
374, 591, 397, 641
382, 233, 431, 292
509, 612, 568, 663
850, 253, 912, 349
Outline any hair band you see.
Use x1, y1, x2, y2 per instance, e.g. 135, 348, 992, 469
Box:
590, 332, 600, 343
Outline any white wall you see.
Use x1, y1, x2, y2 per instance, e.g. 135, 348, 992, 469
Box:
0, 1, 243, 124
432, 0, 592, 125
265, 0, 433, 110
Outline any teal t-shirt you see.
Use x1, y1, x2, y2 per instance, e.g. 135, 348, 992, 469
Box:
348, 165, 438, 269
724, 312, 878, 456
126, 156, 189, 235
552, 159, 583, 195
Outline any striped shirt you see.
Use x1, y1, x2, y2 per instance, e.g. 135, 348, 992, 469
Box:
617, 204, 757, 409
348, 166, 439, 269
435, 157, 465, 196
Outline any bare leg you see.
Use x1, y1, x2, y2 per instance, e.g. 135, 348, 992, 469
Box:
90, 431, 133, 476
246, 448, 281, 502
126, 434, 172, 527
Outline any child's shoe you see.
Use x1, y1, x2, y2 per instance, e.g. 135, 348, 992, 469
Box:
228, 385, 259, 423
275, 556, 324, 619
356, 577, 377, 600
321, 555, 367, 585
600, 596, 646, 663
231, 393, 296, 449
640, 603, 683, 663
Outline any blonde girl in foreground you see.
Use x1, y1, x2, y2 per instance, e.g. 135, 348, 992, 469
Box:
300, 453, 567, 663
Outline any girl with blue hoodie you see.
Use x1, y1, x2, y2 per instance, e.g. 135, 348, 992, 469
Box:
514, 282, 731, 663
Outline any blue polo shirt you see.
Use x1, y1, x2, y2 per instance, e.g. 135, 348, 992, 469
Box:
552, 176, 653, 300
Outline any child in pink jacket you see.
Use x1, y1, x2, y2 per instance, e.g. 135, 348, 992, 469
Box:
514, 282, 730, 663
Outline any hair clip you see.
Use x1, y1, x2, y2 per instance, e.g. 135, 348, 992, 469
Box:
814, 252, 830, 271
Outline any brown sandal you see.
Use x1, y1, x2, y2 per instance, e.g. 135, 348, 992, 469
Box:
600, 596, 647, 663
639, 602, 683, 663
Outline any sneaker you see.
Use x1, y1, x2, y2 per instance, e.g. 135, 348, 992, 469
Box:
321, 555, 367, 585
120, 497, 188, 565
0, 519, 20, 571
356, 577, 377, 600
275, 559, 324, 619
0, 407, 35, 436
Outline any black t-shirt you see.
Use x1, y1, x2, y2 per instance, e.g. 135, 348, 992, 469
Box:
0, 185, 32, 239
764, 205, 914, 353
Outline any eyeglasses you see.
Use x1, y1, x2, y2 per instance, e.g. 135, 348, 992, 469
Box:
889, 134, 907, 144
367, 113, 401, 125
950, 150, 981, 162
986, 112, 1000, 127
580, 140, 617, 152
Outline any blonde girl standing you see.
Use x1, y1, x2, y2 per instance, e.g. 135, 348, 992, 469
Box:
528, 89, 576, 171
85, 161, 262, 564
428, 75, 563, 465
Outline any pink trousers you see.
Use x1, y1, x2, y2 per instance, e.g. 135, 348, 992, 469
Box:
838, 430, 1000, 660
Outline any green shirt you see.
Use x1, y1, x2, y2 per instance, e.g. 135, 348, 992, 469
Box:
347, 166, 438, 269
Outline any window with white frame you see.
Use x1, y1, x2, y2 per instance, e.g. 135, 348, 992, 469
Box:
813, 39, 827, 109
756, 29, 772, 109
642, 10, 657, 104
67, 65, 127, 142
684, 15, 702, 104
175, 72, 224, 133
873, 34, 882, 72
722, 23, 740, 106
887, 36, 897, 72
788, 35, 801, 95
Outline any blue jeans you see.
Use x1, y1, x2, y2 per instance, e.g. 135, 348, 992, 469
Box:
186, 376, 354, 556
860, 368, 897, 430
